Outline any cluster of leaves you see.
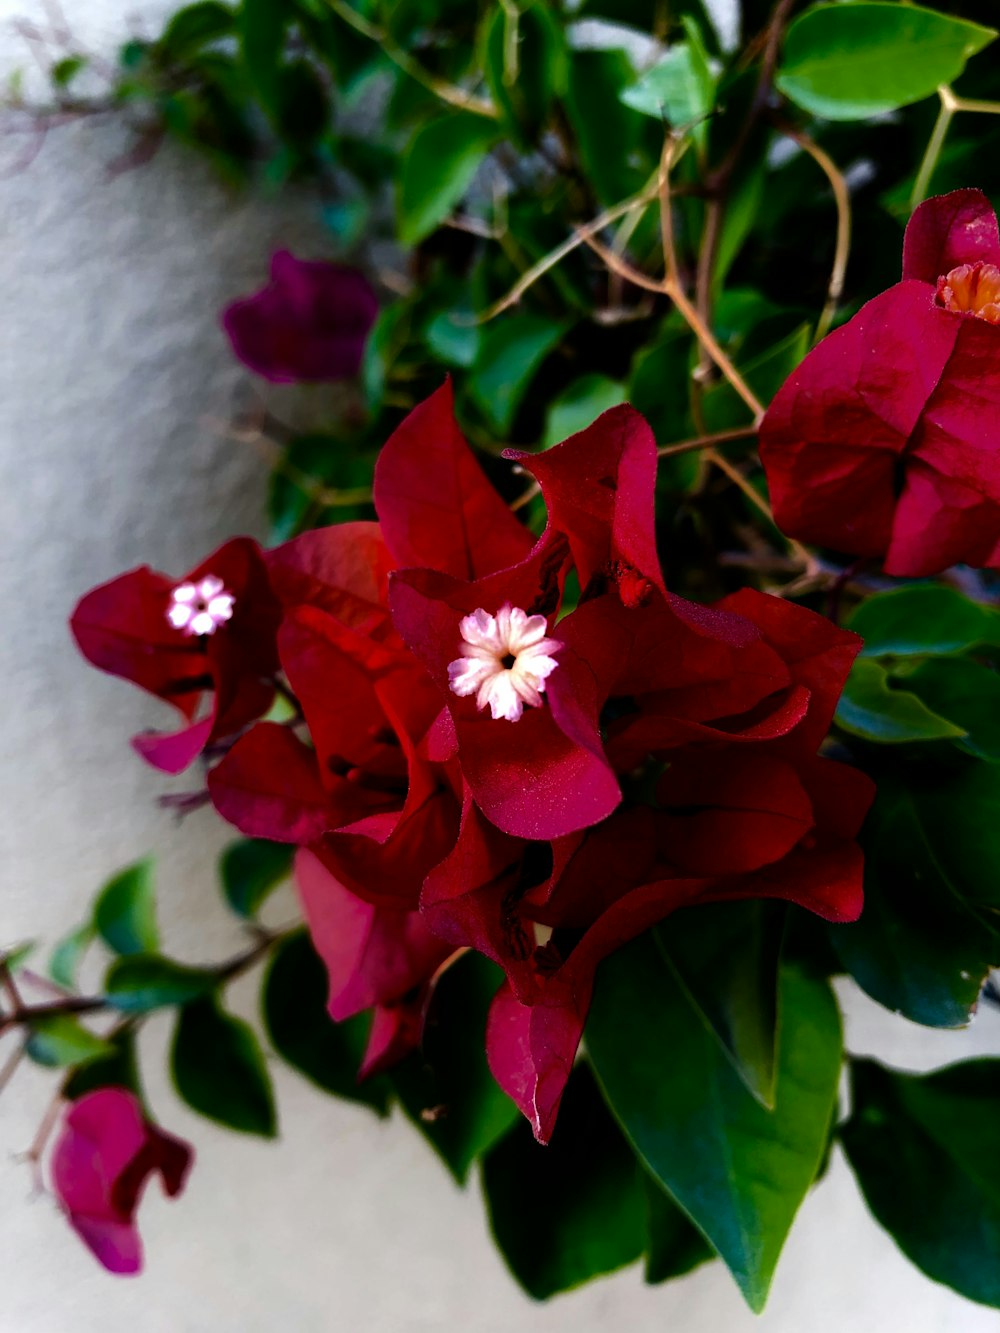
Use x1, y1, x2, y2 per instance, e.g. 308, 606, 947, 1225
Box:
12, 0, 1000, 1317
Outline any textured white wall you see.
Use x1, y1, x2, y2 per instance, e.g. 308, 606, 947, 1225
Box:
2, 4, 1000, 1331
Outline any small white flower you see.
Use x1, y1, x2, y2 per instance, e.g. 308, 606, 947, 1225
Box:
447, 604, 562, 723
167, 575, 235, 637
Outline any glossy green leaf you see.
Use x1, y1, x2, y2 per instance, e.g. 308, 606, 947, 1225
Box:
49, 922, 94, 990
220, 839, 294, 919
424, 307, 480, 369
842, 1059, 1000, 1309
643, 1170, 715, 1285
777, 3, 997, 121
171, 996, 276, 1137
239, 0, 287, 114
94, 859, 159, 957
398, 113, 500, 245
894, 657, 1000, 762
468, 313, 569, 436
482, 1065, 645, 1299
828, 774, 999, 1027
262, 931, 390, 1113
564, 48, 653, 205
26, 1016, 114, 1069
542, 375, 626, 448
835, 658, 966, 744
913, 761, 1000, 911
620, 36, 714, 133
391, 952, 518, 1182
104, 954, 217, 1013
160, 1, 235, 58
660, 901, 785, 1107
847, 584, 1000, 658
588, 936, 842, 1312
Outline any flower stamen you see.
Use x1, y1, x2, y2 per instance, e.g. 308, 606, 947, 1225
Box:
936, 261, 1000, 324
447, 604, 562, 723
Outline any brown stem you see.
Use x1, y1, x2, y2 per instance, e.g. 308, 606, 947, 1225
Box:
657, 426, 759, 457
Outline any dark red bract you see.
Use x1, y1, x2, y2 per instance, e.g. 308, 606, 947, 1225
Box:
222, 251, 378, 383
760, 189, 1000, 577
51, 1088, 192, 1274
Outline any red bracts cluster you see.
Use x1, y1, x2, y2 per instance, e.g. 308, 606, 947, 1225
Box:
71, 381, 873, 1145
760, 190, 1000, 577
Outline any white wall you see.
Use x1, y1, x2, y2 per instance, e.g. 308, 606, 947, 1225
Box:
2, 5, 999, 1330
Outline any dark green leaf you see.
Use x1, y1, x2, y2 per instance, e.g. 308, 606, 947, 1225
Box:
542, 375, 626, 448
835, 658, 967, 744
239, 0, 287, 114
105, 954, 217, 1013
391, 952, 517, 1182
262, 931, 390, 1113
468, 313, 569, 436
361, 302, 411, 409
564, 48, 654, 205
894, 657, 1000, 762
49, 923, 94, 990
26, 1016, 114, 1069
94, 859, 159, 957
701, 325, 809, 434
423, 307, 480, 369
914, 760, 1000, 910
64, 1028, 141, 1100
642, 1170, 715, 1286
847, 584, 1000, 658
588, 937, 842, 1312
51, 55, 88, 87
171, 996, 276, 1136
220, 839, 294, 919
777, 3, 997, 121
397, 113, 500, 245
660, 901, 785, 1107
482, 1, 567, 144
842, 1059, 1000, 1309
482, 1065, 645, 1300
160, 2, 235, 58
828, 774, 999, 1027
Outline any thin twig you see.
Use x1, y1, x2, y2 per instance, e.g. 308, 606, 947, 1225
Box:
777, 123, 851, 343
656, 426, 758, 457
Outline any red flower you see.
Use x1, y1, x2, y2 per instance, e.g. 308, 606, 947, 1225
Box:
70, 538, 280, 773
222, 251, 378, 383
51, 1088, 192, 1274
760, 189, 1000, 576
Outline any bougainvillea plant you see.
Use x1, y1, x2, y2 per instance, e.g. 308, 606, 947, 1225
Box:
8, 0, 1000, 1317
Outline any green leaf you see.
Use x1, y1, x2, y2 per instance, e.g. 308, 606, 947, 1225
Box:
842, 1059, 1000, 1309
828, 774, 999, 1027
620, 37, 715, 134
262, 931, 390, 1113
104, 954, 217, 1013
777, 3, 997, 122
643, 1170, 716, 1285
482, 1065, 645, 1300
171, 996, 276, 1136
701, 325, 810, 434
564, 48, 655, 205
659, 901, 785, 1108
588, 936, 842, 1312
390, 952, 518, 1182
3, 941, 35, 973
542, 375, 626, 448
835, 658, 967, 744
64, 1028, 141, 1101
468, 313, 570, 436
220, 839, 294, 919
94, 859, 159, 957
913, 761, 1000, 911
238, 0, 287, 114
49, 923, 94, 990
894, 657, 1000, 762
847, 584, 1000, 659
361, 302, 411, 409
482, 1, 568, 144
51, 55, 88, 87
26, 1016, 114, 1069
160, 2, 235, 58
423, 307, 480, 369
398, 113, 500, 245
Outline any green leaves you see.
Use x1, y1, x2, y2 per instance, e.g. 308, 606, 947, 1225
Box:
26, 1016, 114, 1069
104, 955, 217, 1014
588, 934, 842, 1311
468, 313, 569, 436
398, 113, 500, 245
835, 658, 967, 745
390, 953, 518, 1182
482, 1065, 646, 1300
482, 1, 567, 144
94, 859, 159, 956
238, 0, 287, 114
848, 584, 1000, 659
172, 996, 277, 1136
828, 773, 999, 1027
777, 3, 997, 121
220, 839, 293, 919
541, 375, 625, 448
842, 1060, 1000, 1309
262, 931, 390, 1113
620, 30, 715, 133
